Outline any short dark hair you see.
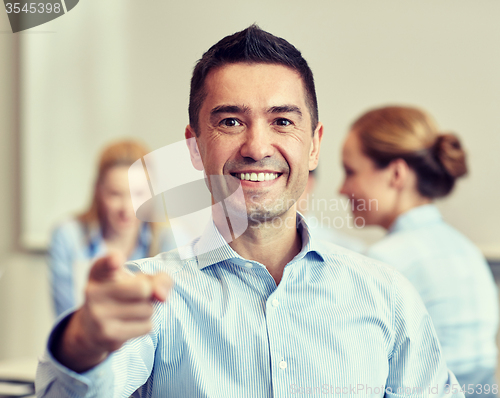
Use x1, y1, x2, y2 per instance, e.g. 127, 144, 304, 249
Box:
188, 24, 319, 135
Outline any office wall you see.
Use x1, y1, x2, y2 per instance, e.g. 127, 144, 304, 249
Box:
19, 0, 500, 258
0, 12, 52, 360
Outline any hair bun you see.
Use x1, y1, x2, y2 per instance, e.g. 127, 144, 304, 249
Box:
435, 133, 467, 178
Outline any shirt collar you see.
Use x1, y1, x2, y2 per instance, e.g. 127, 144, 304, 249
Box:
389, 204, 442, 234
191, 212, 326, 270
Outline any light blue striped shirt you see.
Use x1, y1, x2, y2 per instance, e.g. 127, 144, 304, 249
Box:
37, 215, 464, 397
365, 205, 498, 394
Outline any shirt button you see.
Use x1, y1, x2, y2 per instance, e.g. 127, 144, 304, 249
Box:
279, 360, 287, 370
272, 299, 280, 307
244, 262, 253, 268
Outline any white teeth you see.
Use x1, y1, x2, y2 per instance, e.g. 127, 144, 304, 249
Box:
237, 172, 279, 181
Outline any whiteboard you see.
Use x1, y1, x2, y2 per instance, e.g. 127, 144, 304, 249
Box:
21, 0, 500, 258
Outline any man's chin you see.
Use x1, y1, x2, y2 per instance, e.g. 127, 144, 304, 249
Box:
246, 206, 294, 225
220, 195, 296, 223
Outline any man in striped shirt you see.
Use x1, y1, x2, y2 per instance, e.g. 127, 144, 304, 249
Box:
36, 25, 465, 397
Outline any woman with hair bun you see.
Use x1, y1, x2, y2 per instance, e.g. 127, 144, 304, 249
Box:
49, 140, 178, 317
339, 105, 498, 395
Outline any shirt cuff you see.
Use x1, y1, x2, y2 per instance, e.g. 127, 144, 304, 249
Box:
36, 311, 114, 397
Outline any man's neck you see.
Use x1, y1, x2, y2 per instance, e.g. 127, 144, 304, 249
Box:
220, 208, 302, 285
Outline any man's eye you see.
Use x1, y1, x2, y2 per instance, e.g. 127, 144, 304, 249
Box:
275, 118, 292, 127
220, 118, 241, 127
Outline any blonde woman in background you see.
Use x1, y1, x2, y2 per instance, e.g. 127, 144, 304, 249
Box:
339, 106, 498, 397
49, 140, 178, 317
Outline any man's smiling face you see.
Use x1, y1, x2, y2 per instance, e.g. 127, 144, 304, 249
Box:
186, 62, 322, 224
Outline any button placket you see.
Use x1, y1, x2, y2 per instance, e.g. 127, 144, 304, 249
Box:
266, 291, 293, 398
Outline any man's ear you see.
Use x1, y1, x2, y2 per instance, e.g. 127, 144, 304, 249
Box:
389, 158, 409, 190
185, 125, 204, 171
308, 122, 323, 171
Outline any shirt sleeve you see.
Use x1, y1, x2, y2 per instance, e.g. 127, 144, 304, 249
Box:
385, 270, 464, 398
48, 223, 77, 317
36, 311, 158, 397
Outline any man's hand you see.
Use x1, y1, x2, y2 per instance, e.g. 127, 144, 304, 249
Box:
54, 253, 172, 373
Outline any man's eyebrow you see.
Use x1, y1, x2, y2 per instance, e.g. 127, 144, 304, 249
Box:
210, 105, 250, 116
267, 105, 302, 119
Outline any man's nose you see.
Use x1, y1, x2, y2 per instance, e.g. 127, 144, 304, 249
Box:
239, 122, 275, 161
